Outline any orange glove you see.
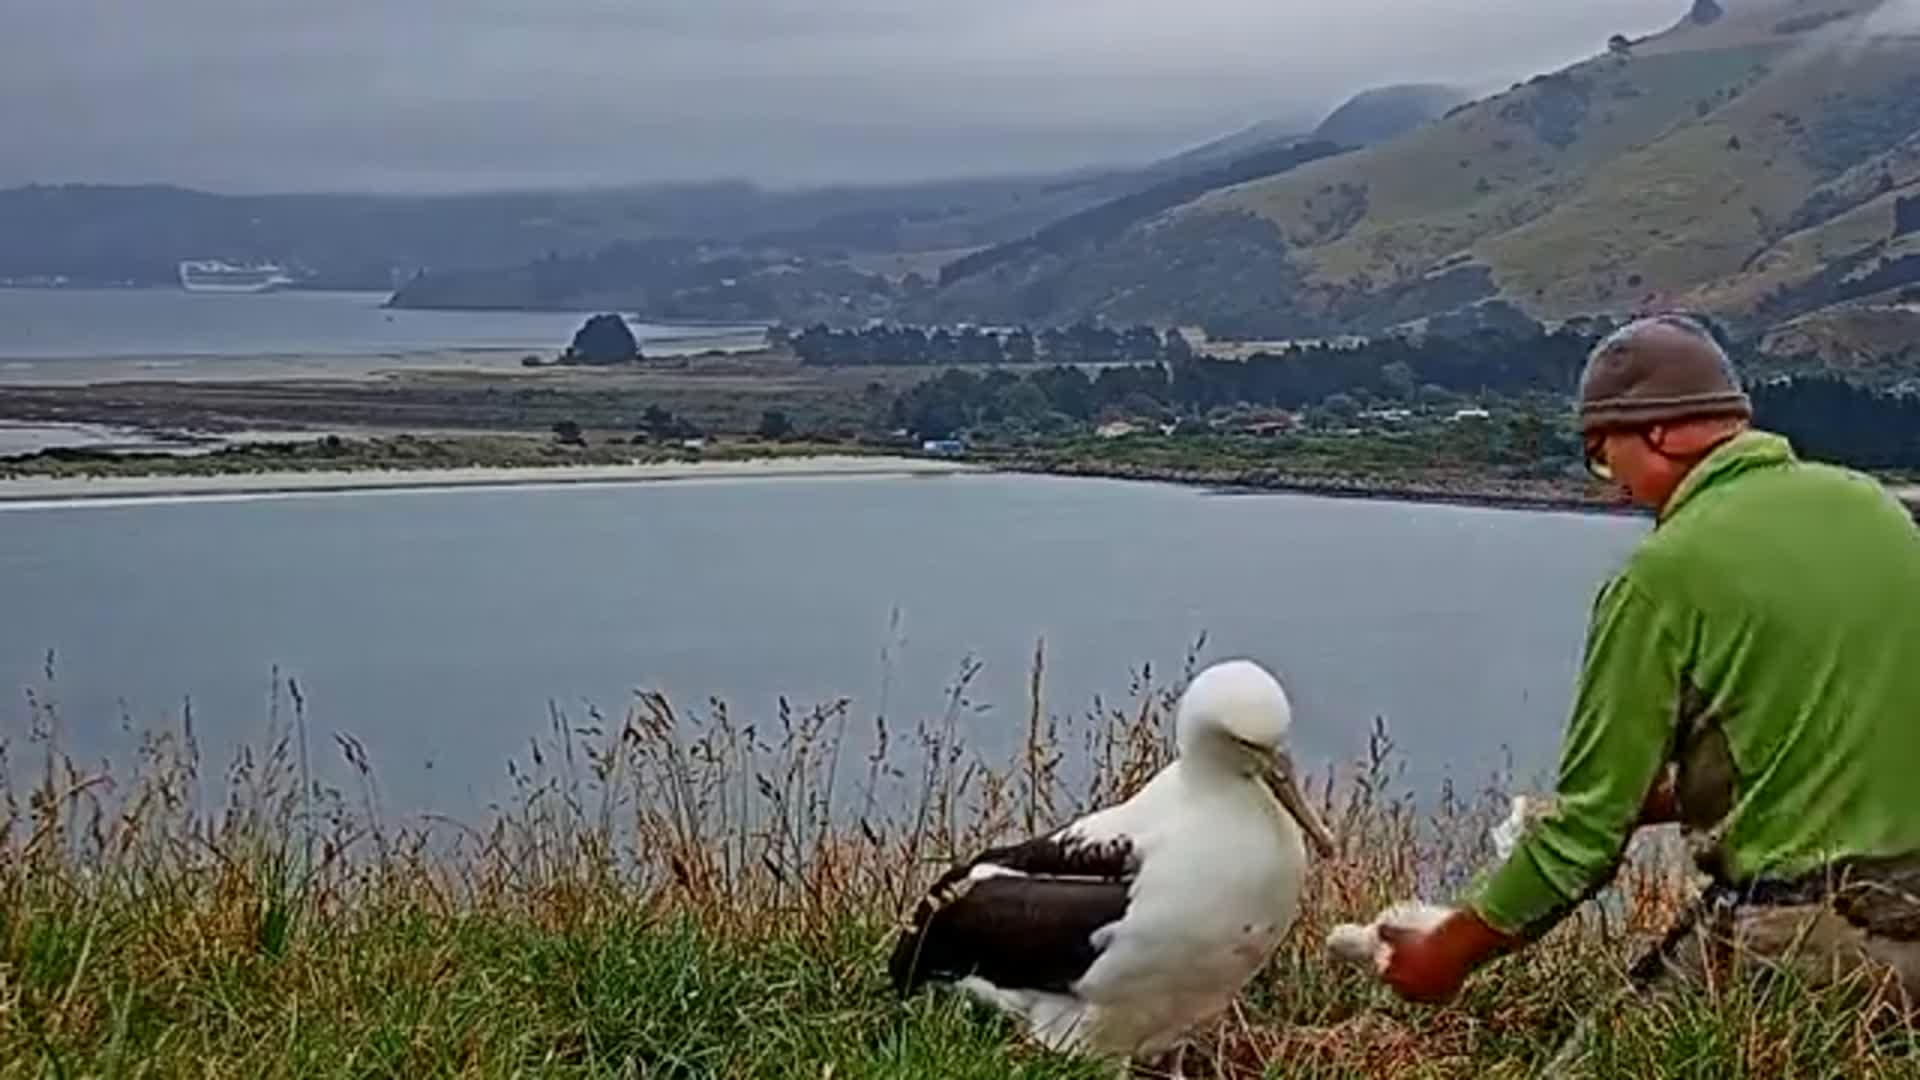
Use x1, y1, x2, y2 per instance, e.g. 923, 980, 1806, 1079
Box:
1378, 907, 1517, 1004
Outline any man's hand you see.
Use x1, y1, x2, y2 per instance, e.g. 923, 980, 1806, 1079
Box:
1378, 908, 1516, 1004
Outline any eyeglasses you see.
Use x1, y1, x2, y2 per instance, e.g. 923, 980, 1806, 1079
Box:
1586, 426, 1727, 484
1584, 433, 1614, 483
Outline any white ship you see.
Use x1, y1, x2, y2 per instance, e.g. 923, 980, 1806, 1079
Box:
177, 260, 295, 293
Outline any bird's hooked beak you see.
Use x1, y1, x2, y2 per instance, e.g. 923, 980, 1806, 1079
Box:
1258, 750, 1337, 859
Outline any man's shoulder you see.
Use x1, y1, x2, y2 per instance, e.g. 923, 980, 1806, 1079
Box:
1736, 455, 1913, 540
1628, 450, 1914, 602
1616, 518, 1697, 595
1665, 449, 1896, 538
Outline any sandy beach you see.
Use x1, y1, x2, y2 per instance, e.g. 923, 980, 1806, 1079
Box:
0, 454, 976, 506
0, 348, 546, 387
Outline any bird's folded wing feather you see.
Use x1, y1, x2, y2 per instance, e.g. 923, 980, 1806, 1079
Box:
888, 831, 1140, 995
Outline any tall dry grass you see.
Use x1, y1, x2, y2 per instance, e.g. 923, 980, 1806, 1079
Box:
2, 644, 1912, 1077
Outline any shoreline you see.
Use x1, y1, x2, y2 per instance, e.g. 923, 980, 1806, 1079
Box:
993, 457, 1645, 517
0, 454, 975, 506
4, 446, 1914, 517
0, 339, 769, 388
996, 458, 1920, 519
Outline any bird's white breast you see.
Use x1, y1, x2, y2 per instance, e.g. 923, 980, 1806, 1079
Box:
1065, 763, 1310, 1054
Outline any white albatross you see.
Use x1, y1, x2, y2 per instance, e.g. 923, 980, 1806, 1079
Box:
887, 659, 1338, 1073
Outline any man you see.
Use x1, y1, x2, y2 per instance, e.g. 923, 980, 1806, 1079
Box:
1380, 314, 1920, 1007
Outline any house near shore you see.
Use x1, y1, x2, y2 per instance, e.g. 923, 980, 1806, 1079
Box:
1218, 410, 1298, 437
1237, 419, 1294, 437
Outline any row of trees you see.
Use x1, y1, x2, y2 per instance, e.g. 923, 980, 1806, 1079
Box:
882, 333, 1920, 473
884, 363, 1451, 443
1752, 376, 1920, 471
1170, 328, 1593, 409
783, 322, 1192, 367
551, 404, 705, 446
885, 324, 1601, 437
785, 314, 1618, 393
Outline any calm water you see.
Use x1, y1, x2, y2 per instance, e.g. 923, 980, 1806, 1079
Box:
0, 288, 756, 361
0, 473, 1644, 819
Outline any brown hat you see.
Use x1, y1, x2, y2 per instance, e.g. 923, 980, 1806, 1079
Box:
1577, 314, 1752, 434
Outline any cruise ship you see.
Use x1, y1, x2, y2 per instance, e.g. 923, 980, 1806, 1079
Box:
177, 259, 295, 293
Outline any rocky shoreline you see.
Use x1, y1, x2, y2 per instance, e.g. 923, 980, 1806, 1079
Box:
995, 458, 1920, 520
994, 456, 1641, 516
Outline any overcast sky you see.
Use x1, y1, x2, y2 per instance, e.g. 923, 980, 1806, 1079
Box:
1, 0, 1694, 194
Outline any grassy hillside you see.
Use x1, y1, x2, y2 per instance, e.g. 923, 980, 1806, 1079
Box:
7, 659, 1917, 1077
931, 0, 1920, 339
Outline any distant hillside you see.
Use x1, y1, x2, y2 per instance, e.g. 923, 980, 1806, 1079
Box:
1145, 83, 1467, 177
928, 0, 1920, 339
386, 240, 904, 326
0, 171, 1161, 292
1150, 119, 1311, 177
1756, 302, 1920, 380
386, 125, 1351, 319
1313, 84, 1471, 146
931, 140, 1348, 290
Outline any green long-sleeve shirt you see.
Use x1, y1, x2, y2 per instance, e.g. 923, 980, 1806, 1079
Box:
1472, 430, 1920, 939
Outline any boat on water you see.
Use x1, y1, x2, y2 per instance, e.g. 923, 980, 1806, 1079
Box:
177, 260, 295, 293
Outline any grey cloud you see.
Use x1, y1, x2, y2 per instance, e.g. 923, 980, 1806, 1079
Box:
1863, 0, 1920, 32
1, 0, 1687, 192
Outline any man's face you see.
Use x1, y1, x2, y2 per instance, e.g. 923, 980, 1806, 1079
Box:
1585, 426, 1683, 509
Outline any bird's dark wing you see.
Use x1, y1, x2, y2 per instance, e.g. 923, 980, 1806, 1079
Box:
887, 832, 1138, 996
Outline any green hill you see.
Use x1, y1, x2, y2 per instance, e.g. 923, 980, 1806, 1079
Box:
927, 0, 1920, 339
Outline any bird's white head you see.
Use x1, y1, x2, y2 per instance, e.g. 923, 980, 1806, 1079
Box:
1176, 659, 1293, 757
1175, 660, 1335, 857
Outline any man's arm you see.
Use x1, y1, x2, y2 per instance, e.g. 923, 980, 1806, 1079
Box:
1381, 573, 1688, 1002
1469, 572, 1687, 939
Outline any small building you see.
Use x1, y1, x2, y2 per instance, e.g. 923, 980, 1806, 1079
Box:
1450, 407, 1492, 422
1096, 421, 1141, 439
1240, 420, 1293, 438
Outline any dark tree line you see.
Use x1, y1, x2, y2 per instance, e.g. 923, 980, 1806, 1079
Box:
787, 322, 1190, 367
1170, 328, 1592, 410
882, 327, 1920, 473
886, 325, 1599, 437
1898, 195, 1920, 238
1753, 375, 1920, 471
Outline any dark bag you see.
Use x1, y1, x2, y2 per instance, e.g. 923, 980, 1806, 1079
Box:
1827, 858, 1920, 941
1741, 855, 1920, 942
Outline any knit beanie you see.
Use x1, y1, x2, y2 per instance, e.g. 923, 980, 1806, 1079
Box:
1578, 315, 1753, 434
